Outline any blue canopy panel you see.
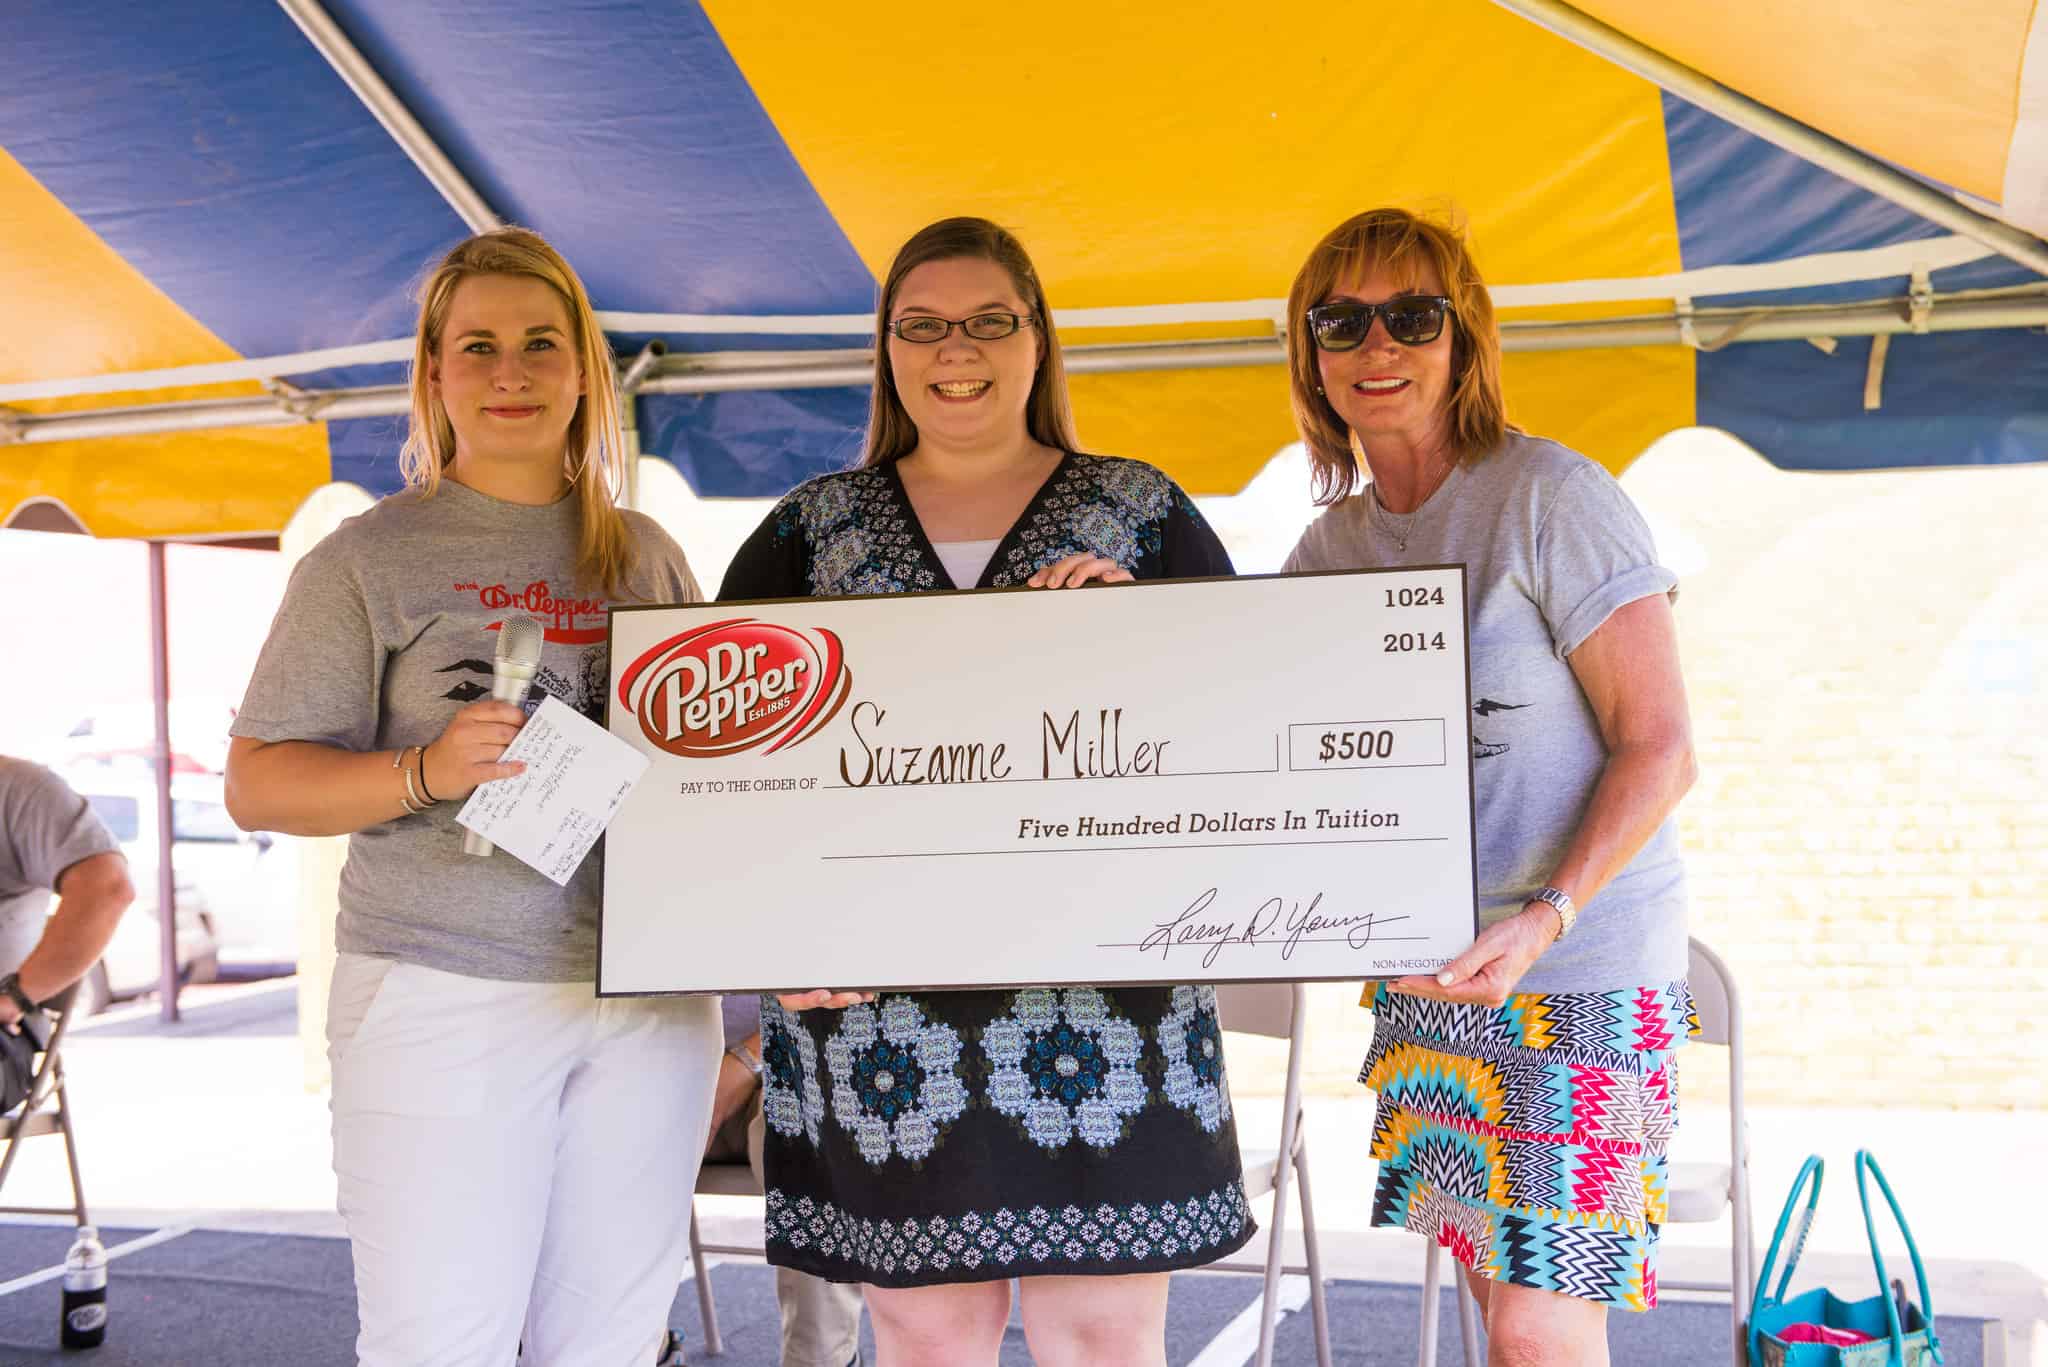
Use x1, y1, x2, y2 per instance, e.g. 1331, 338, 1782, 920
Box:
323, 0, 876, 317
641, 387, 869, 498
1666, 94, 2048, 470
1696, 333, 2048, 471
1, 2, 461, 359
5, 3, 880, 503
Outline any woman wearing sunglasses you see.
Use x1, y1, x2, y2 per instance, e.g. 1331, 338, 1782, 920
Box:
1282, 208, 1697, 1367
718, 216, 1250, 1367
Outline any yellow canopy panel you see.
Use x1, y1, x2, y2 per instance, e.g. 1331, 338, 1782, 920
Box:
1580, 0, 2044, 223
0, 146, 329, 538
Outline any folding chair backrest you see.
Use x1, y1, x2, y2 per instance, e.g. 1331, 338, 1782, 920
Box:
1212, 982, 1296, 1040
1686, 938, 1738, 1049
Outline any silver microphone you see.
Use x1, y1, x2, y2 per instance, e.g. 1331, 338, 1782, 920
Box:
462, 614, 546, 857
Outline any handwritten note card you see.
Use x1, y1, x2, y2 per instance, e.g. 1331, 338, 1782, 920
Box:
456, 695, 651, 886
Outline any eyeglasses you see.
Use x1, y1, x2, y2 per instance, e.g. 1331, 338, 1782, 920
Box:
1305, 296, 1454, 350
886, 312, 1036, 344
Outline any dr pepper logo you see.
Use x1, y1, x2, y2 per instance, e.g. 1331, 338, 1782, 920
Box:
618, 618, 852, 758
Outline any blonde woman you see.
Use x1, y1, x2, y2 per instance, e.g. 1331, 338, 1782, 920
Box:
225, 228, 720, 1366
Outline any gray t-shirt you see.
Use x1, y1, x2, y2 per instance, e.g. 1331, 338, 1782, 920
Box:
1284, 432, 1687, 994
230, 480, 701, 982
0, 758, 121, 974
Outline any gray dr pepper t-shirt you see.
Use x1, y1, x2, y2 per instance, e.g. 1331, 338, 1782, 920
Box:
231, 480, 700, 982
1284, 432, 1687, 995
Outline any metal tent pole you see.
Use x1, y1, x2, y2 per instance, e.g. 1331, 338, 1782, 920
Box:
616, 342, 667, 511
1488, 0, 2048, 278
147, 542, 180, 1025
5, 292, 2046, 444
275, 0, 501, 233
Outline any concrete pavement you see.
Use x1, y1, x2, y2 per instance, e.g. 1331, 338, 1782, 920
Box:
4, 979, 2041, 1363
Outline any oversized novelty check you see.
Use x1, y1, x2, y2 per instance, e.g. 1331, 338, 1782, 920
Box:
599, 569, 1477, 994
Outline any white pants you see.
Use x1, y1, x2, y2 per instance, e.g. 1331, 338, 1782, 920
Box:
328, 953, 720, 1367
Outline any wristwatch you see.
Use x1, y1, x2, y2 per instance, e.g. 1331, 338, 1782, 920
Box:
726, 1043, 764, 1079
0, 973, 36, 1017
1527, 886, 1578, 941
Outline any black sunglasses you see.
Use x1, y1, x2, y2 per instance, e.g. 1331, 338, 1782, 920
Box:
1305, 295, 1454, 350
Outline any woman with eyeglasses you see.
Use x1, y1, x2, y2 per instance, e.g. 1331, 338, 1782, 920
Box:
718, 216, 1250, 1367
1281, 208, 1697, 1367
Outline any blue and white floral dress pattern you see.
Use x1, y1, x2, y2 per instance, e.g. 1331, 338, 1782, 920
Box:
760, 997, 827, 1145
1159, 986, 1233, 1134
824, 997, 968, 1166
723, 451, 1253, 1287
984, 988, 1148, 1150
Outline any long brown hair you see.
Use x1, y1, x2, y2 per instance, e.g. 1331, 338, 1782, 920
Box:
399, 227, 641, 596
1285, 207, 1509, 504
859, 217, 1079, 466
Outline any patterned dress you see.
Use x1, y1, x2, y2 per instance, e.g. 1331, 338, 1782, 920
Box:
718, 452, 1255, 1287
1360, 981, 1695, 1310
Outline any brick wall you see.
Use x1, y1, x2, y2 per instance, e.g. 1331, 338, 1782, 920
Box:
1259, 432, 2047, 1109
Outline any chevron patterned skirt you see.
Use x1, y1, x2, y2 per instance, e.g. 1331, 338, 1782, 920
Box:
1359, 980, 1698, 1311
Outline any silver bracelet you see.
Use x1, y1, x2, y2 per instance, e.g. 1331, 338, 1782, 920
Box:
401, 751, 436, 811
393, 750, 419, 814
394, 748, 431, 815
1528, 885, 1578, 940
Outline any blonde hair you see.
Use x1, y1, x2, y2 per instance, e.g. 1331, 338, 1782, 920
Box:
1284, 207, 1510, 504
859, 217, 1079, 467
400, 226, 640, 596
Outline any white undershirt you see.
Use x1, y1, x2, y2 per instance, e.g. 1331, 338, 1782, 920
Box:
931, 538, 1001, 589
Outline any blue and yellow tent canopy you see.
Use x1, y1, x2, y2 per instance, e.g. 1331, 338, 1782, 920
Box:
5, 0, 2048, 540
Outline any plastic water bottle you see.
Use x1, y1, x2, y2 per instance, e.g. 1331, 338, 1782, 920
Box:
60, 1225, 107, 1349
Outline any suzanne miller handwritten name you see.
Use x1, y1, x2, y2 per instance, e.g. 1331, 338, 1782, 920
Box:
1135, 888, 1406, 969
839, 704, 1171, 786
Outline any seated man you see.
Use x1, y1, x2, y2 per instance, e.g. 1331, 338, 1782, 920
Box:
672, 995, 862, 1367
0, 757, 135, 1059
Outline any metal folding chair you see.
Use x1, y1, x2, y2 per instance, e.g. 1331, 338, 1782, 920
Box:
1659, 937, 1756, 1367
685, 1156, 764, 1357
1418, 936, 1755, 1367
1209, 981, 1333, 1367
0, 980, 90, 1225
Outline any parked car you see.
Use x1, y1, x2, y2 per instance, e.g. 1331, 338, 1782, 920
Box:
51, 699, 238, 776
65, 768, 280, 1011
